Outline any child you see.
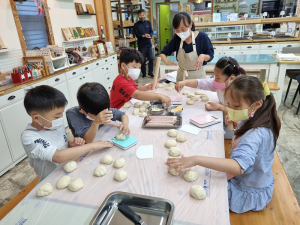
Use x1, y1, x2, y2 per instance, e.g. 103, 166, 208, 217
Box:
22, 85, 113, 181
66, 82, 129, 143
167, 76, 281, 214
110, 48, 171, 109
175, 56, 246, 113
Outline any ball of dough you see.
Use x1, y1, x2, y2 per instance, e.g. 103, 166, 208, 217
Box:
187, 99, 194, 105
165, 140, 177, 148
158, 83, 164, 88
68, 178, 84, 192
134, 102, 141, 108
195, 90, 203, 95
169, 147, 181, 157
114, 170, 127, 182
123, 102, 131, 108
100, 155, 113, 164
206, 102, 212, 107
116, 132, 126, 140
113, 158, 126, 168
162, 82, 167, 87
182, 91, 190, 95
168, 129, 178, 137
190, 185, 206, 200
63, 161, 77, 173
201, 96, 209, 102
166, 87, 174, 91
142, 101, 150, 106
191, 96, 199, 101
36, 183, 53, 197
168, 82, 175, 87
93, 165, 107, 177
132, 108, 139, 115
139, 112, 147, 118
168, 167, 181, 176
187, 93, 195, 98
139, 107, 146, 113
176, 133, 187, 142
56, 175, 71, 189
184, 170, 198, 182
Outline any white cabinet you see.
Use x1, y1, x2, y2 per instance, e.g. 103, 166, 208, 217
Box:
214, 51, 223, 55
260, 49, 279, 54
93, 67, 106, 85
0, 121, 13, 174
223, 51, 240, 55
240, 50, 259, 54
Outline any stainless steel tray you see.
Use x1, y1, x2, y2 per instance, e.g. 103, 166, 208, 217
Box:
90, 192, 175, 225
142, 115, 182, 129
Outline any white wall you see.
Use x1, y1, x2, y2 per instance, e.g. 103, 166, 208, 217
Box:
0, 0, 22, 50
48, 0, 98, 46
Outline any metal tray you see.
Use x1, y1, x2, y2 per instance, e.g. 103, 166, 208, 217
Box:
142, 115, 182, 129
90, 192, 175, 225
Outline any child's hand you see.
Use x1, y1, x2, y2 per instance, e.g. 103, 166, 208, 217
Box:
175, 81, 185, 92
69, 137, 85, 147
93, 140, 113, 150
160, 94, 171, 107
225, 115, 238, 129
113, 124, 130, 135
146, 83, 156, 90
205, 102, 220, 111
94, 109, 113, 125
166, 155, 197, 171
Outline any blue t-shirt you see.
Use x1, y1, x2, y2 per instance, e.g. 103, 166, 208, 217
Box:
134, 20, 153, 48
160, 31, 214, 66
66, 106, 125, 138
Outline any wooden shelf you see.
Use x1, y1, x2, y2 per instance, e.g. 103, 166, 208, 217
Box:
116, 38, 137, 43
215, 6, 236, 9
77, 12, 96, 15
62, 36, 99, 43
113, 20, 135, 27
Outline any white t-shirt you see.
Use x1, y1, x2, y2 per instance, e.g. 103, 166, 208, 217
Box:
21, 124, 68, 181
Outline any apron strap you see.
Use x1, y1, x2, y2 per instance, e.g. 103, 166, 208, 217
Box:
179, 39, 183, 49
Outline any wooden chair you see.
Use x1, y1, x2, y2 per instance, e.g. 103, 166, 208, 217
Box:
224, 140, 300, 225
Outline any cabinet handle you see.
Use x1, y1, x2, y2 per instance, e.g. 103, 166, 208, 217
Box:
229, 47, 233, 49
8, 95, 15, 100
83, 76, 85, 78
55, 78, 60, 82
113, 57, 115, 59
268, 46, 272, 48
106, 68, 109, 70
287, 45, 292, 47
107, 77, 110, 80
85, 67, 88, 70
96, 63, 99, 66
247, 46, 252, 48
108, 87, 111, 89
72, 72, 76, 75
80, 78, 82, 80
213, 47, 216, 49
105, 59, 108, 62
241, 52, 243, 54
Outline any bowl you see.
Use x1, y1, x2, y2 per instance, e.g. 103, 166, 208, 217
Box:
168, 105, 183, 116
148, 104, 164, 115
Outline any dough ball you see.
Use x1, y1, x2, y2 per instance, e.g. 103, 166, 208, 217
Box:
139, 112, 147, 118
190, 185, 206, 200
182, 90, 190, 95
168, 82, 175, 87
100, 155, 113, 164
166, 87, 174, 91
184, 170, 198, 182
36, 183, 53, 197
162, 82, 167, 87
142, 101, 151, 107
68, 178, 84, 192
168, 167, 181, 176
113, 158, 126, 168
56, 175, 71, 189
93, 165, 107, 177
116, 132, 126, 140
191, 96, 199, 101
168, 129, 178, 137
169, 147, 181, 157
114, 170, 127, 182
134, 102, 142, 108
132, 108, 139, 115
206, 102, 212, 107
201, 96, 209, 102
123, 102, 131, 108
139, 107, 146, 113
187, 93, 195, 98
187, 99, 194, 105
165, 140, 177, 148
176, 133, 187, 142
158, 83, 164, 88
63, 161, 77, 173
195, 90, 203, 95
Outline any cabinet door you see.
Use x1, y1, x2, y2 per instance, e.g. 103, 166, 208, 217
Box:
110, 60, 119, 80
223, 51, 240, 55
240, 50, 259, 54
214, 51, 223, 55
0, 121, 13, 172
83, 71, 94, 83
93, 67, 106, 85
0, 100, 30, 160
67, 76, 83, 107
55, 82, 71, 127
105, 82, 113, 95
259, 49, 279, 54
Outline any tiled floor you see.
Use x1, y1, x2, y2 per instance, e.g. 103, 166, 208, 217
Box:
0, 71, 299, 209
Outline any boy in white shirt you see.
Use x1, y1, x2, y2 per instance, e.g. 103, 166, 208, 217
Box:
21, 85, 113, 181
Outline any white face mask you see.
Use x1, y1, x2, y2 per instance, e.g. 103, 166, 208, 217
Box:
82, 110, 94, 121
176, 29, 190, 41
126, 65, 140, 80
38, 115, 64, 130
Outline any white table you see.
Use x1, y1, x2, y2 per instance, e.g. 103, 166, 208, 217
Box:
1, 88, 229, 225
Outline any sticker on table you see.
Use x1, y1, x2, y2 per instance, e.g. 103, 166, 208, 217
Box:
136, 145, 153, 159
178, 124, 201, 135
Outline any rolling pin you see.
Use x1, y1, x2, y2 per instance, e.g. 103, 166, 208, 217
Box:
152, 57, 161, 90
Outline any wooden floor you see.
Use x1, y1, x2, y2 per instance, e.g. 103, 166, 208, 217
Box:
225, 139, 300, 225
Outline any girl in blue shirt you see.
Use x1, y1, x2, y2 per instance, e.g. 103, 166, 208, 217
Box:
167, 76, 281, 213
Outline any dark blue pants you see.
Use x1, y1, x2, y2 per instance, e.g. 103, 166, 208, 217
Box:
139, 47, 153, 77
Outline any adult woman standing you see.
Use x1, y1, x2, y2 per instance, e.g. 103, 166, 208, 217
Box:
160, 12, 214, 82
